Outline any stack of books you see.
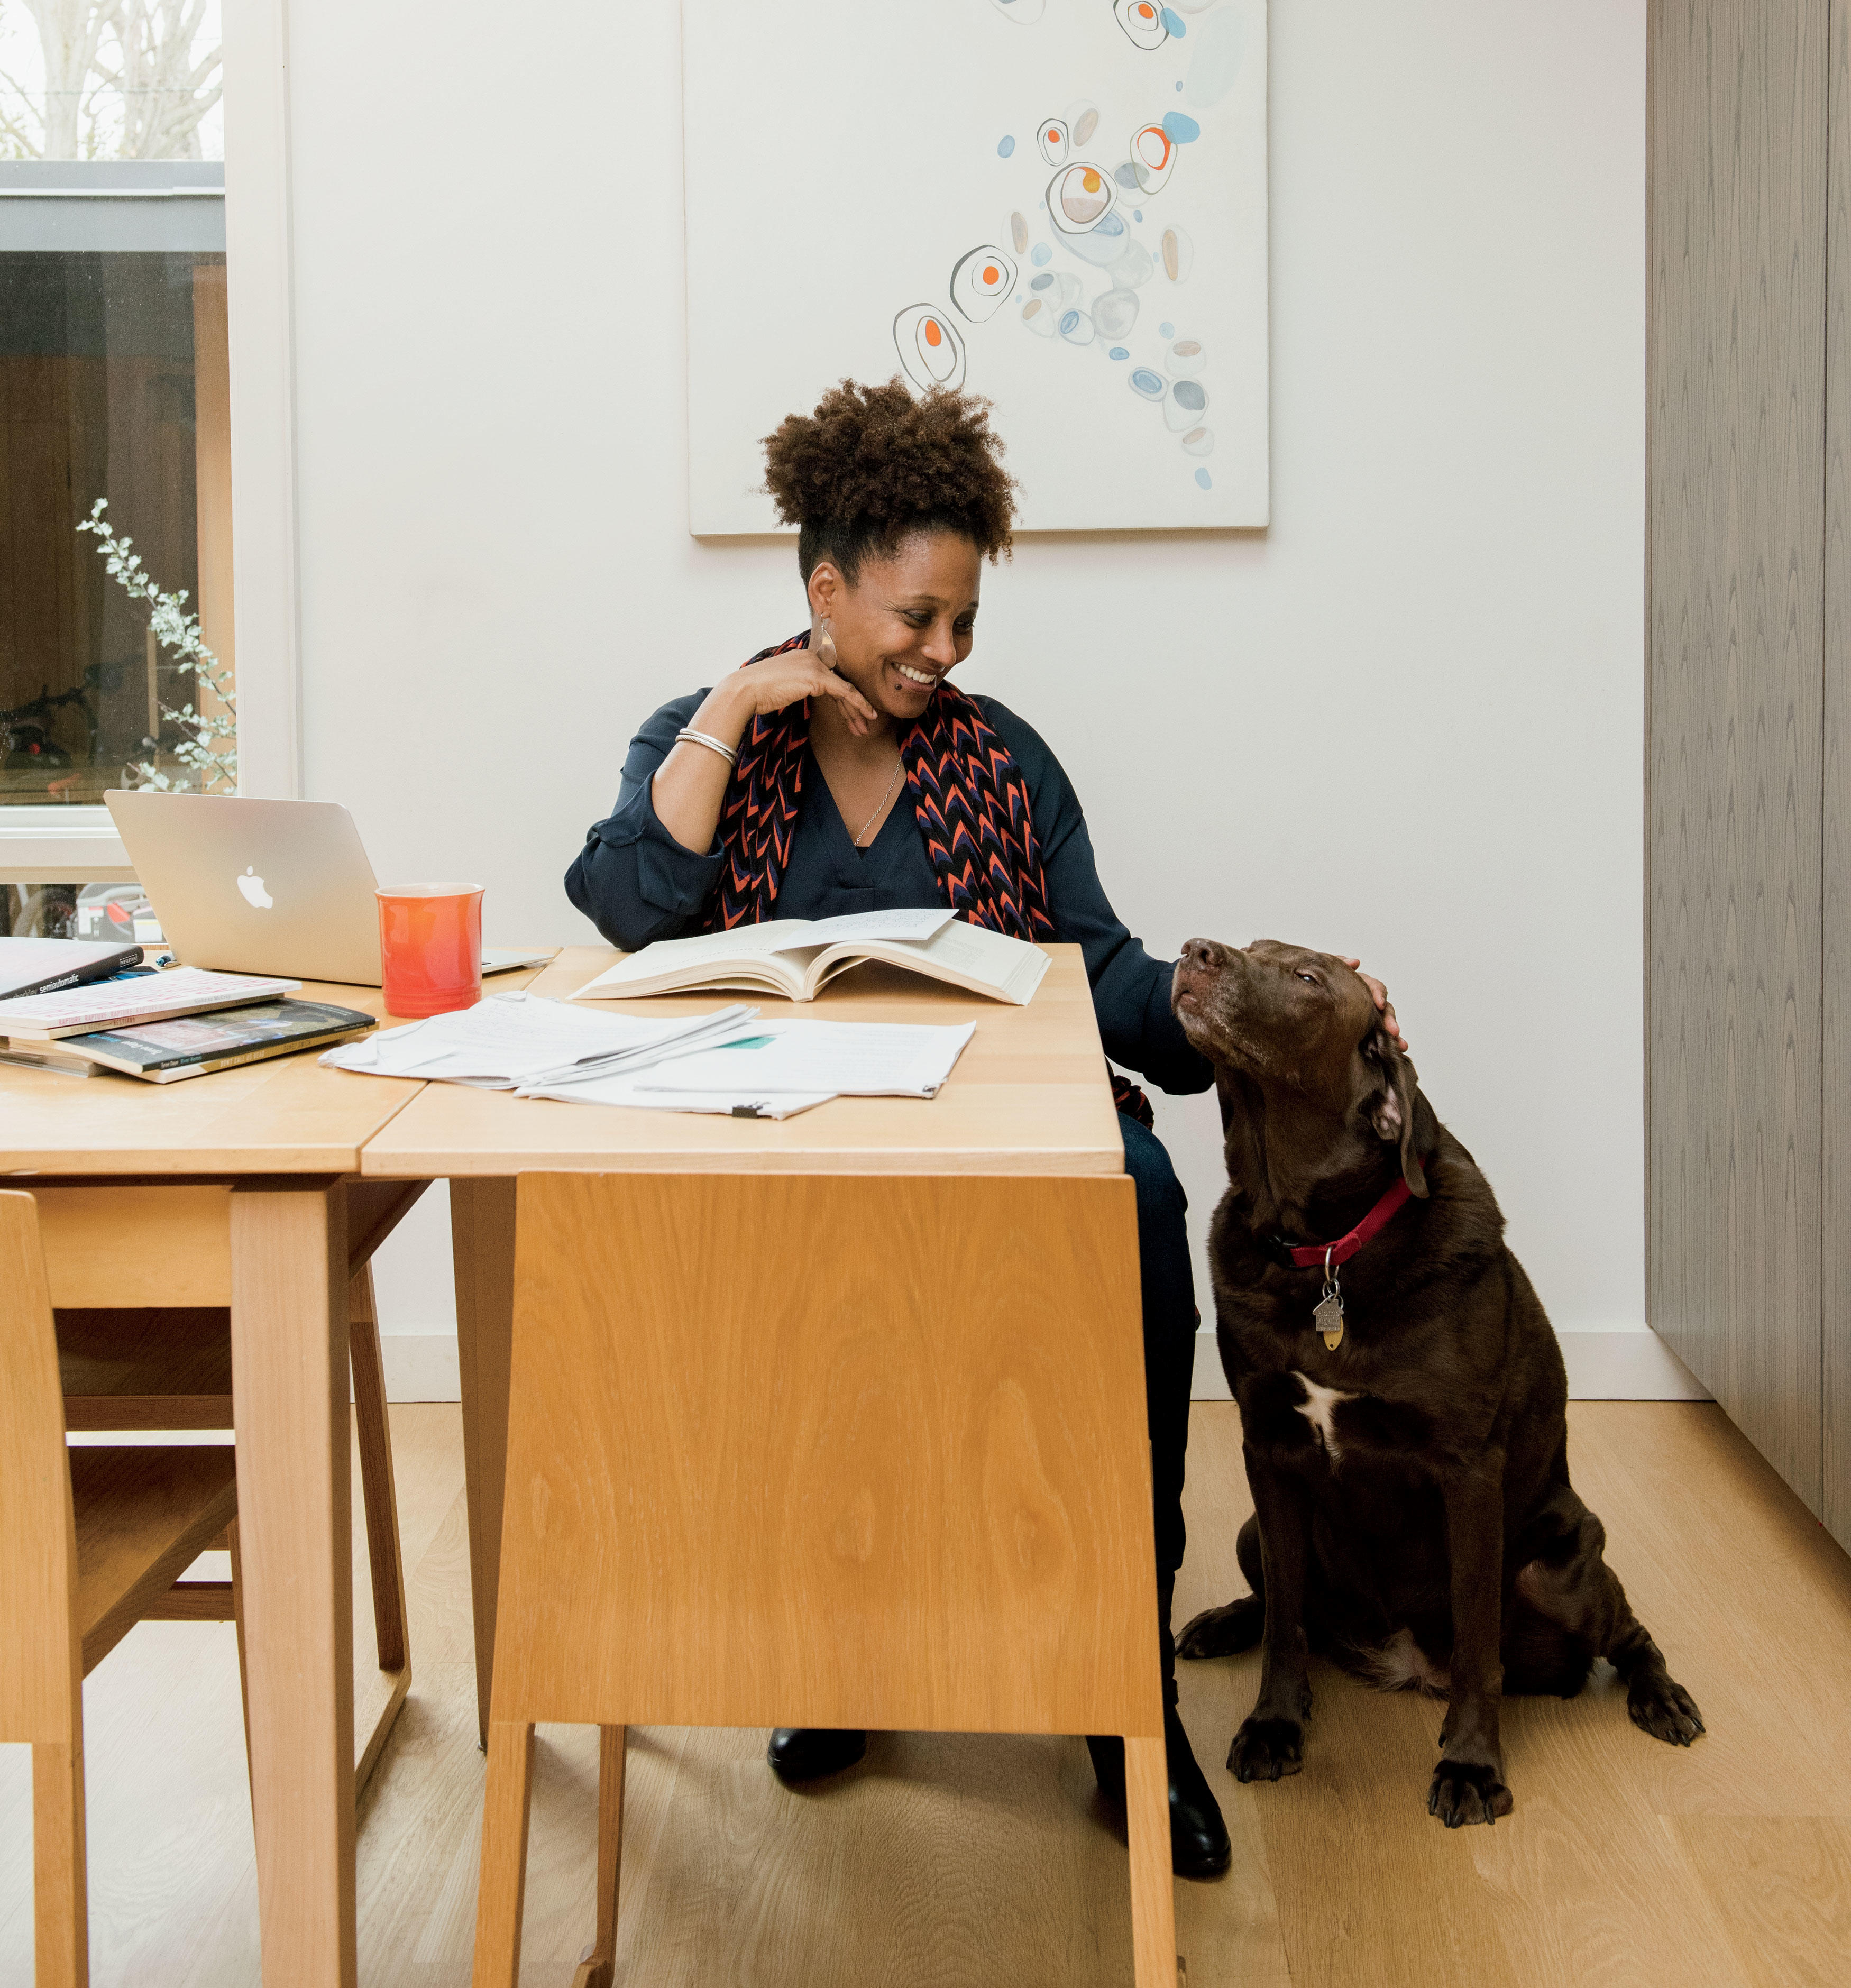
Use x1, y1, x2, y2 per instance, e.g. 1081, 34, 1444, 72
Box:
0, 940, 377, 1083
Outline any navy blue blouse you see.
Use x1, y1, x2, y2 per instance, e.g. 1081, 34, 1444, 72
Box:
565, 688, 1212, 1095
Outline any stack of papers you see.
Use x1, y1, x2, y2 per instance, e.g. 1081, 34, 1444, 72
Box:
318, 991, 978, 1119
318, 991, 758, 1088
521, 1018, 976, 1117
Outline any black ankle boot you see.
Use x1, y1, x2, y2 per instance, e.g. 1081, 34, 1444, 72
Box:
767, 1728, 867, 1783
1162, 1702, 1232, 1877
1086, 1703, 1232, 1879
1087, 1575, 1232, 1878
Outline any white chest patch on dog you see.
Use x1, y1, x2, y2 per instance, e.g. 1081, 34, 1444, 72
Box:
1292, 1371, 1357, 1462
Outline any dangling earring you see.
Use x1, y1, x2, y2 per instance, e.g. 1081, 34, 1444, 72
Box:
815, 613, 838, 669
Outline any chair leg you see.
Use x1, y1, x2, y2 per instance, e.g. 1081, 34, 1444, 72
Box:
472, 1721, 535, 1987
1124, 1734, 1179, 1988
570, 1726, 627, 1988
227, 1515, 253, 1797
349, 1265, 409, 1675
32, 1739, 88, 1988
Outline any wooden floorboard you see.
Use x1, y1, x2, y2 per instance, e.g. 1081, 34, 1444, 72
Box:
2, 1401, 1848, 1985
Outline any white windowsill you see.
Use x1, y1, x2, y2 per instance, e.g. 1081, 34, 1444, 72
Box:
0, 805, 134, 883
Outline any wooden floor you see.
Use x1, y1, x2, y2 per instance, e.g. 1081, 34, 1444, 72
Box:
3, 1401, 1849, 1986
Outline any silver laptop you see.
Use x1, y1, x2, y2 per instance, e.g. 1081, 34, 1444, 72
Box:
105, 791, 550, 987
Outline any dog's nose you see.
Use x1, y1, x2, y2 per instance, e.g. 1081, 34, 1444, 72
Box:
1181, 938, 1225, 972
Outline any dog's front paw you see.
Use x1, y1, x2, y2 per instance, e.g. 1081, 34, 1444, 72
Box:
1227, 1716, 1304, 1782
1627, 1671, 1705, 1746
1177, 1596, 1264, 1661
1426, 1758, 1513, 1828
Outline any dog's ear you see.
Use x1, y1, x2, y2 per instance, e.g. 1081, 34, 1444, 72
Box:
1361, 1029, 1428, 1198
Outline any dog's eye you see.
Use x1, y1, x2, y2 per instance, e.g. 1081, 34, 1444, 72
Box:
1296, 972, 1318, 986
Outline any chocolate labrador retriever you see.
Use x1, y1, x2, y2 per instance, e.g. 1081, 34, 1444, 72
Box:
1170, 938, 1702, 1826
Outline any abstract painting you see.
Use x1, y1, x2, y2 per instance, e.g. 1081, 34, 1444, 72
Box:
683, 0, 1269, 533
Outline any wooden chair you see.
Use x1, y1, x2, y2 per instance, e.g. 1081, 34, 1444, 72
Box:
0, 1190, 246, 1987
470, 1171, 1176, 1988
54, 1183, 421, 1788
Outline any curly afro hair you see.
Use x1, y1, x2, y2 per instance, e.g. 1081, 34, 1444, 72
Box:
762, 377, 1016, 583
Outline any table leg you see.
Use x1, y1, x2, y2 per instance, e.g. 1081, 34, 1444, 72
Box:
349, 1261, 414, 1792
231, 1180, 355, 1988
1125, 1733, 1180, 1987
451, 1175, 517, 1746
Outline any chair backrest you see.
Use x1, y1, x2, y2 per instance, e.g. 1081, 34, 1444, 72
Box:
0, 1191, 82, 1746
489, 1170, 1160, 1740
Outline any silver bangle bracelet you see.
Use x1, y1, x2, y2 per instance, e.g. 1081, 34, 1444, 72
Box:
675, 727, 738, 767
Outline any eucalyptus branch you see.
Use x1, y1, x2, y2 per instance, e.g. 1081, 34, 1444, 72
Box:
76, 496, 236, 792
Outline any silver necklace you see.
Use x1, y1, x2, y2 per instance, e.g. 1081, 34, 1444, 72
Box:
854, 753, 904, 846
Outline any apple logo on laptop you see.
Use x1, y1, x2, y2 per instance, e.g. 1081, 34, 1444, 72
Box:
236, 865, 274, 910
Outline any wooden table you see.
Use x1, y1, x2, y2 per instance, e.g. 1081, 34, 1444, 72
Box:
0, 967, 549, 1988
5, 946, 1170, 1984
364, 945, 1177, 1985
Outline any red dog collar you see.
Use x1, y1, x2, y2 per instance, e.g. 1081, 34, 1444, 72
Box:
1275, 1156, 1428, 1271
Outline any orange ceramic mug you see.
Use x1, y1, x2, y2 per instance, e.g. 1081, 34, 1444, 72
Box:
377, 883, 483, 1018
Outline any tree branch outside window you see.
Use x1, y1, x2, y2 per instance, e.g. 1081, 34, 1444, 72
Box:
0, 2, 221, 161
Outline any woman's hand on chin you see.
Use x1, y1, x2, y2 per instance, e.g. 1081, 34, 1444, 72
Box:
1341, 957, 1407, 1052
717, 651, 881, 738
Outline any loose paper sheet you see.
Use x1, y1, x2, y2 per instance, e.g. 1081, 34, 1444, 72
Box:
632, 1020, 976, 1098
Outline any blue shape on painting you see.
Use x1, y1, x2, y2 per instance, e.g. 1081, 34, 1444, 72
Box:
1108, 346, 1130, 360
997, 135, 1016, 158
1176, 80, 1184, 91
1195, 468, 1213, 489
1185, 8, 1244, 108
1162, 112, 1201, 144
1161, 8, 1187, 34
1059, 310, 1080, 334
1031, 243, 1052, 266
1133, 209, 1143, 222
1129, 368, 1166, 400
1159, 321, 1174, 337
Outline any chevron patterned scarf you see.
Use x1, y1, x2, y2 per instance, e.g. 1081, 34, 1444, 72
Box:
700, 631, 1152, 1129
704, 630, 1053, 942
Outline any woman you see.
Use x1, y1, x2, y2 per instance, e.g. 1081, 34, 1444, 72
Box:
566, 379, 1399, 1880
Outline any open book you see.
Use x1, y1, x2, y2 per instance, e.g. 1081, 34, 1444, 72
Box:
569, 909, 1049, 1006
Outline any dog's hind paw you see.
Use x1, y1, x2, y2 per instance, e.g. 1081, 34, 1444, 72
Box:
1227, 1716, 1304, 1782
1426, 1759, 1513, 1828
1627, 1671, 1705, 1746
1177, 1596, 1264, 1661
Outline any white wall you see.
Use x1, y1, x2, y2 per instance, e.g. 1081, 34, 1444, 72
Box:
277, 2, 1662, 1373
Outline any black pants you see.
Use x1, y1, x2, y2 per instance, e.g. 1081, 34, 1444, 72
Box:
1119, 1115, 1197, 1693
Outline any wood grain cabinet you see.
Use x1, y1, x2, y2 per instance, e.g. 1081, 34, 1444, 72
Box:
1648, 0, 1851, 1551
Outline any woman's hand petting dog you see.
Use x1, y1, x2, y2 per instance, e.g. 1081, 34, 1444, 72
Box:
1341, 958, 1406, 1051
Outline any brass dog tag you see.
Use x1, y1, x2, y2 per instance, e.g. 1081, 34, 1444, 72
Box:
1313, 1289, 1345, 1351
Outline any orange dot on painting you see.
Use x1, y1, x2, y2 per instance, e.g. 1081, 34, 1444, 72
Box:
924, 319, 943, 346
1137, 2, 1156, 16
1082, 168, 1102, 191
983, 264, 1000, 283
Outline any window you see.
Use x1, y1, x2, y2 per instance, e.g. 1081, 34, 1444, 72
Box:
1, 5, 231, 824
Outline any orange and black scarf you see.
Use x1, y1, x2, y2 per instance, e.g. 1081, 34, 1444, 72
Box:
702, 631, 1152, 1128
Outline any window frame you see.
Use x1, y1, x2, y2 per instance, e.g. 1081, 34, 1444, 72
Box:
0, 4, 298, 885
